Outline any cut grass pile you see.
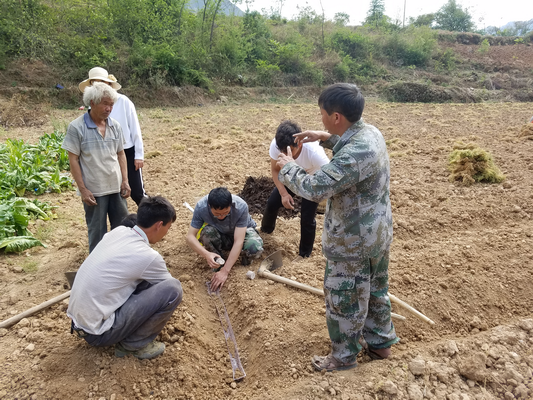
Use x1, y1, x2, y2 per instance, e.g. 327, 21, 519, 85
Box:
448, 142, 505, 185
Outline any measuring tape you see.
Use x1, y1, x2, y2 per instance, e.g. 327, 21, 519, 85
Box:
206, 282, 246, 381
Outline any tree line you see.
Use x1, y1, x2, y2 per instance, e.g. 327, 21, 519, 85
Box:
0, 0, 531, 89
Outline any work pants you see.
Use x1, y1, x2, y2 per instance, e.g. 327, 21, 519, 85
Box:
324, 250, 400, 364
261, 186, 318, 257
83, 193, 128, 253
83, 278, 183, 350
124, 146, 147, 206
199, 225, 264, 263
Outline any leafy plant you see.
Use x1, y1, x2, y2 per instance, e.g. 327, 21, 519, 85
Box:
0, 131, 69, 252
478, 38, 490, 54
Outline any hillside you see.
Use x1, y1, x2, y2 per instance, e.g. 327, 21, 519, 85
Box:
1, 38, 533, 114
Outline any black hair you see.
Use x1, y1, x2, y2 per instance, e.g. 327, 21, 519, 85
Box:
208, 187, 232, 210
137, 196, 176, 228
275, 120, 302, 154
318, 83, 365, 123
120, 213, 137, 228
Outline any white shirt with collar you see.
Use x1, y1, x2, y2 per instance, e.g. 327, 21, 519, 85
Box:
67, 225, 172, 335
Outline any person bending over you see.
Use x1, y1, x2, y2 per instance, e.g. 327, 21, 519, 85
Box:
186, 187, 263, 291
261, 120, 329, 258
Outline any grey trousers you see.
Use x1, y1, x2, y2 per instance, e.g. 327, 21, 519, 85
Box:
83, 193, 128, 252
83, 278, 183, 350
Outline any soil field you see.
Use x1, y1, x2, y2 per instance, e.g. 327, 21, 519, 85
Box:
1, 101, 533, 400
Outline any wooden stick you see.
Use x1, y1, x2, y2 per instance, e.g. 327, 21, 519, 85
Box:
257, 270, 406, 321
388, 292, 435, 325
0, 291, 71, 329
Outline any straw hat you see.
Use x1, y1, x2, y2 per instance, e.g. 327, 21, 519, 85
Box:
79, 67, 121, 93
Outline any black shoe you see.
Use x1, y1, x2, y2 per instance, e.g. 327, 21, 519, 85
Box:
241, 255, 251, 266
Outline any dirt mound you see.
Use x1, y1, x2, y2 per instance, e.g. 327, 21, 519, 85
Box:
238, 176, 301, 219
385, 82, 480, 103
0, 93, 48, 128
519, 123, 533, 139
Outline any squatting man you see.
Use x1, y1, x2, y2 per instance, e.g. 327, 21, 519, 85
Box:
68, 196, 182, 360
186, 187, 263, 291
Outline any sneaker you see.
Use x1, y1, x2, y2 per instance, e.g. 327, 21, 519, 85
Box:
115, 340, 165, 360
241, 254, 251, 266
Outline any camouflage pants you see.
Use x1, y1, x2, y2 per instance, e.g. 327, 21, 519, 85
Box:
324, 250, 399, 364
199, 225, 263, 261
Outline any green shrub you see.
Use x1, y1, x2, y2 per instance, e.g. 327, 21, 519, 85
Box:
330, 30, 374, 60
382, 27, 437, 67
434, 48, 456, 71
478, 38, 490, 54
333, 60, 351, 81
256, 60, 281, 86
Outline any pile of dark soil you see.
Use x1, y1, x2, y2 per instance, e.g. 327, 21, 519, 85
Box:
238, 176, 301, 219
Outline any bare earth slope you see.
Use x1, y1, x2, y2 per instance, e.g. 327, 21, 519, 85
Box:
0, 102, 532, 400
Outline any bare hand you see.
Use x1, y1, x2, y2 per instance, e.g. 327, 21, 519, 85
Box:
205, 252, 222, 269
293, 130, 331, 145
210, 268, 229, 291
276, 146, 294, 170
134, 159, 144, 171
281, 193, 294, 210
120, 181, 131, 198
80, 188, 97, 206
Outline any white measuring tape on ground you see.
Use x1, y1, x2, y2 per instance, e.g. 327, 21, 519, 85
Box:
206, 283, 246, 381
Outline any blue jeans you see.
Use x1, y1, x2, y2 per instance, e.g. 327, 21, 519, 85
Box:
83, 278, 183, 350
83, 193, 128, 252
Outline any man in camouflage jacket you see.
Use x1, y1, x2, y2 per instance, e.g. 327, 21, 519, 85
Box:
277, 83, 399, 372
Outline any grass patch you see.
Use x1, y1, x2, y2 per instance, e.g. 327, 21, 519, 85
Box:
22, 259, 38, 273
448, 146, 505, 185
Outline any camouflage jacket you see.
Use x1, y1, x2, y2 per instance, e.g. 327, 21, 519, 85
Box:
278, 120, 393, 262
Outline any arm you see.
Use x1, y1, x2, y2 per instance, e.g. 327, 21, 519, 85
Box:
186, 225, 221, 268
293, 130, 332, 146
271, 159, 294, 210
117, 150, 131, 198
279, 147, 360, 203
210, 226, 246, 291
67, 151, 96, 206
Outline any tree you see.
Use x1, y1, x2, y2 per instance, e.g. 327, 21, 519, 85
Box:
365, 0, 385, 27
409, 13, 435, 27
434, 0, 474, 32
334, 12, 350, 27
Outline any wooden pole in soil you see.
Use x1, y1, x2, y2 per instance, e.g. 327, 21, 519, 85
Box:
0, 291, 71, 329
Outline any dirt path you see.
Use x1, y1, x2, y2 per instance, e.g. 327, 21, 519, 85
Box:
1, 102, 532, 400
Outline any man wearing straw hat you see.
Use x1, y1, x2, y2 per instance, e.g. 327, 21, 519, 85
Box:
79, 67, 147, 206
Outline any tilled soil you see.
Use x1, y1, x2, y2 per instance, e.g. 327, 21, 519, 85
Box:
1, 101, 533, 400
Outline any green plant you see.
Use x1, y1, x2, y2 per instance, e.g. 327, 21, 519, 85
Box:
434, 48, 456, 71
514, 37, 524, 44
382, 27, 437, 67
256, 60, 281, 86
478, 38, 490, 54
